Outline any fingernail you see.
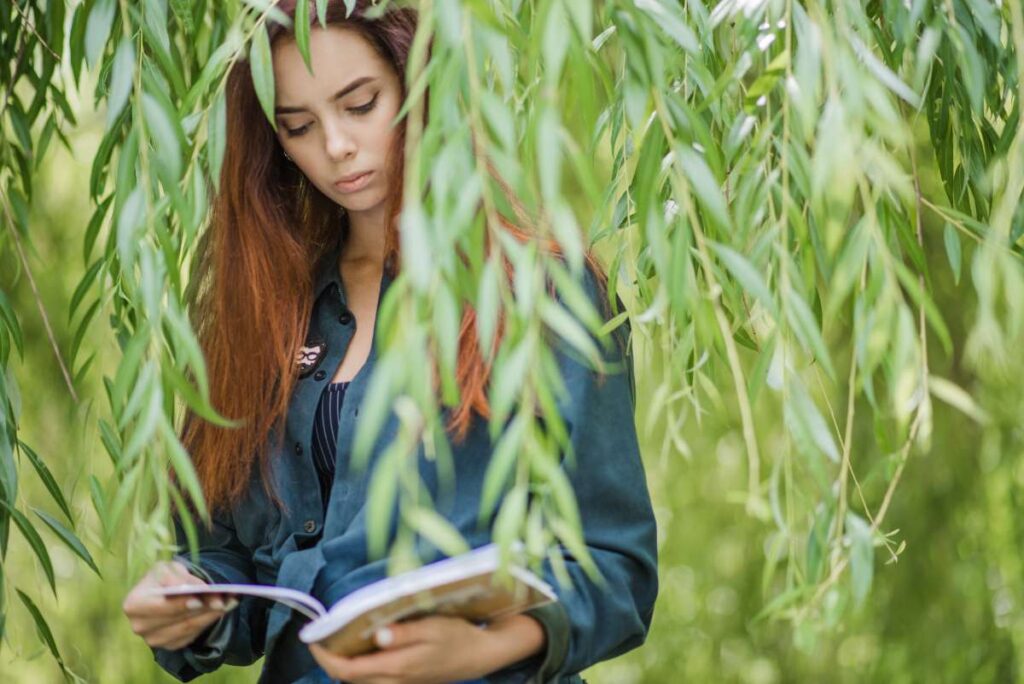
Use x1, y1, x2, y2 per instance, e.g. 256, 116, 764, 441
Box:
225, 598, 239, 611
186, 598, 203, 611
209, 597, 225, 610
375, 627, 393, 648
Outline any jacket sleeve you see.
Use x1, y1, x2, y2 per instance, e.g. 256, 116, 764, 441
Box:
150, 507, 269, 681
497, 268, 659, 682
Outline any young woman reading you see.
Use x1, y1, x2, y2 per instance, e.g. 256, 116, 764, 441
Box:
121, 2, 658, 682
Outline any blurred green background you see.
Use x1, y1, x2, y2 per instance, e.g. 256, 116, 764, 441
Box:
1, 64, 1021, 684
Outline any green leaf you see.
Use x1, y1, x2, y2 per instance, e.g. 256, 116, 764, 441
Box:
478, 413, 526, 523
928, 375, 989, 425
890, 257, 953, 354
790, 377, 841, 464
476, 255, 501, 358
408, 507, 470, 558
636, 0, 698, 53
16, 589, 66, 672
106, 37, 135, 130
943, 223, 962, 285
0, 500, 55, 593
540, 298, 602, 370
183, 37, 238, 111
295, 0, 313, 72
69, 259, 105, 323
85, 0, 117, 69
785, 288, 836, 380
0, 289, 24, 358
677, 144, 731, 231
249, 25, 277, 129
116, 184, 145, 266
89, 475, 111, 540
159, 420, 210, 521
20, 442, 74, 524
208, 88, 228, 192
710, 242, 779, 321
846, 512, 874, 607
366, 448, 398, 560
141, 91, 183, 183
31, 507, 101, 576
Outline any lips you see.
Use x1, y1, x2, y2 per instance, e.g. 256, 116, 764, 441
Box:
338, 171, 370, 183
334, 171, 373, 193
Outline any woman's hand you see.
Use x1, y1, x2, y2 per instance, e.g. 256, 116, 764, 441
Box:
309, 613, 546, 684
122, 560, 238, 651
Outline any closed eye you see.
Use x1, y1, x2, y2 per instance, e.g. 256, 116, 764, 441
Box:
282, 93, 378, 137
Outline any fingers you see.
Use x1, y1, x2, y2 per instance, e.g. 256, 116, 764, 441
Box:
310, 642, 405, 682
143, 609, 226, 650
373, 619, 431, 651
128, 597, 238, 636
123, 560, 239, 649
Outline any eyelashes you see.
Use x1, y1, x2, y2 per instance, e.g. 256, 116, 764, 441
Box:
284, 92, 380, 138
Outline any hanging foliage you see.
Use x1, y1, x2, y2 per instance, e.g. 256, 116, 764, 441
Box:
1, 0, 1022, 675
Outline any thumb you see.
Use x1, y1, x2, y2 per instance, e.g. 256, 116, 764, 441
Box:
373, 622, 423, 650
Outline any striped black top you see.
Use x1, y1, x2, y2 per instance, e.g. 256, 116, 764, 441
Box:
311, 380, 350, 510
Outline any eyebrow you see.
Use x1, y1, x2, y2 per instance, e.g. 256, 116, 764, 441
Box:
274, 76, 377, 115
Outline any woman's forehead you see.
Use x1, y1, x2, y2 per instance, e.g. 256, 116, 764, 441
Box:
272, 25, 390, 101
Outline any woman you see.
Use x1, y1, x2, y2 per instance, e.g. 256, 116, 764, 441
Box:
121, 2, 658, 682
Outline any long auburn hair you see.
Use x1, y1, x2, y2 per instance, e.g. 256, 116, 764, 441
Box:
180, 0, 611, 514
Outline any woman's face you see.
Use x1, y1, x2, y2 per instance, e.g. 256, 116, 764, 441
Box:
272, 25, 401, 215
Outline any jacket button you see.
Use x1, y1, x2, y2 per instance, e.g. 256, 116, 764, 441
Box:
339, 310, 354, 325
313, 370, 327, 381
294, 442, 302, 455
303, 519, 317, 533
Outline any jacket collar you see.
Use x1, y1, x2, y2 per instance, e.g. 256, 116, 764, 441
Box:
313, 233, 346, 304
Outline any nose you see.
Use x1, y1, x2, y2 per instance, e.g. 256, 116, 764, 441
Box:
321, 117, 356, 162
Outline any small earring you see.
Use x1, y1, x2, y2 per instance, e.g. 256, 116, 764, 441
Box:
283, 150, 293, 162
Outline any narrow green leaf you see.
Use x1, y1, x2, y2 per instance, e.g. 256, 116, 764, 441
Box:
847, 513, 874, 607
106, 37, 135, 130
84, 0, 116, 69
159, 421, 210, 522
31, 508, 101, 576
408, 507, 469, 558
366, 449, 398, 560
142, 91, 183, 182
16, 589, 66, 671
295, 0, 313, 72
943, 223, 962, 285
929, 375, 989, 424
710, 242, 779, 320
785, 288, 836, 380
0, 501, 55, 593
677, 144, 731, 231
208, 88, 228, 192
20, 442, 74, 524
249, 25, 277, 129
0, 289, 24, 358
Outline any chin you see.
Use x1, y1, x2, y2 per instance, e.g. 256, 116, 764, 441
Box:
335, 189, 388, 214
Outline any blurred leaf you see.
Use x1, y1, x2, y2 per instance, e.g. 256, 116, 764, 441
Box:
31, 508, 101, 577
249, 24, 276, 129
0, 501, 55, 593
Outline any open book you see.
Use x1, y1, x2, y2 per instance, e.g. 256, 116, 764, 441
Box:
148, 543, 557, 657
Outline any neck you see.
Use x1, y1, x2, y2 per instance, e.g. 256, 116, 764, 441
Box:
341, 203, 388, 267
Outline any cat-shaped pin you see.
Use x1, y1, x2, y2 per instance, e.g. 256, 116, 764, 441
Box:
295, 337, 327, 378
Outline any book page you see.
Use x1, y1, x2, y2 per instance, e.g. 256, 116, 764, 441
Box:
147, 583, 327, 621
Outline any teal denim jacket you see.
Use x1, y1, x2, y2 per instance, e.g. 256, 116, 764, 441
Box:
151, 238, 658, 683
